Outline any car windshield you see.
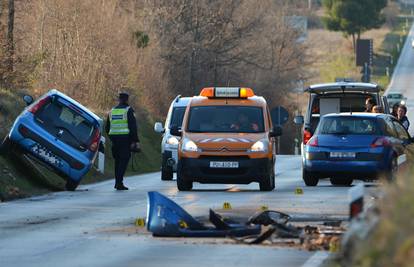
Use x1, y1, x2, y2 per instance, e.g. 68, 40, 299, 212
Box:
35, 98, 95, 151
169, 107, 186, 128
387, 94, 402, 99
316, 116, 380, 135
187, 106, 264, 133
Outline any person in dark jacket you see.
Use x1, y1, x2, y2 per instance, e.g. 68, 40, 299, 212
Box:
106, 92, 140, 190
397, 105, 410, 130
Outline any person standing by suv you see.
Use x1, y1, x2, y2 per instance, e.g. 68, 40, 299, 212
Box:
106, 92, 140, 190
397, 105, 410, 130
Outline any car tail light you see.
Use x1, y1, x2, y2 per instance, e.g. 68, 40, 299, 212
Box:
89, 128, 100, 152
307, 136, 318, 147
303, 129, 312, 144
28, 96, 50, 114
371, 137, 391, 148
72, 161, 84, 170
19, 125, 29, 136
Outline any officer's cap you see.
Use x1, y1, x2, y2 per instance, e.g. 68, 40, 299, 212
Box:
119, 92, 129, 100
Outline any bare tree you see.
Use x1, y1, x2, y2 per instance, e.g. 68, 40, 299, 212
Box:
6, 0, 14, 73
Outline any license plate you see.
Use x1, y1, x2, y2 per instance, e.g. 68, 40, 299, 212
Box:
209, 161, 239, 168
330, 152, 356, 158
31, 144, 62, 167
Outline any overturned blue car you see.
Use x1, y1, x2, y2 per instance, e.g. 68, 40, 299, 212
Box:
0, 89, 103, 190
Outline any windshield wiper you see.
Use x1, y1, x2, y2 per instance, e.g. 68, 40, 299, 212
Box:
54, 125, 87, 147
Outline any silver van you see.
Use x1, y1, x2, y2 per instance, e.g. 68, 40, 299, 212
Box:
295, 82, 389, 146
154, 95, 191, 180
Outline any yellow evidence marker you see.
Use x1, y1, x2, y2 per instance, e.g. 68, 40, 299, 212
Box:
295, 188, 304, 195
135, 218, 146, 227
223, 202, 232, 210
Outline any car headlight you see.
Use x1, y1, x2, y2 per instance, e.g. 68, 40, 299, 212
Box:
166, 136, 179, 146
249, 139, 268, 152
401, 100, 406, 105
182, 138, 198, 152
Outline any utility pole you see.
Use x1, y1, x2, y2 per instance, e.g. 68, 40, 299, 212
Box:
308, 0, 312, 9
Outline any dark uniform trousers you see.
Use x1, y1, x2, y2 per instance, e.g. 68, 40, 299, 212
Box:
111, 135, 131, 186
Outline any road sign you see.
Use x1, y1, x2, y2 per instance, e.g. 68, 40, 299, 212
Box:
356, 39, 373, 67
271, 106, 289, 126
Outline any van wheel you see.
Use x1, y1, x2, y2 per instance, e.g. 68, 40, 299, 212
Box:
330, 177, 353, 186
161, 167, 173, 181
65, 179, 79, 191
259, 165, 275, 191
176, 162, 192, 191
303, 169, 318, 186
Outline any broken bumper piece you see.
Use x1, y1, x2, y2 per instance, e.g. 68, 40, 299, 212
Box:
146, 191, 261, 237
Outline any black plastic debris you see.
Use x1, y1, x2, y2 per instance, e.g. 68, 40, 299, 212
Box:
247, 210, 291, 226
146, 191, 261, 237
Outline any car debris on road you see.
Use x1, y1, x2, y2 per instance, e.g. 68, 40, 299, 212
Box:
145, 191, 345, 251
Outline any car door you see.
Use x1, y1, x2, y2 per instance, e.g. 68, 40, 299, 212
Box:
381, 95, 390, 114
391, 118, 414, 172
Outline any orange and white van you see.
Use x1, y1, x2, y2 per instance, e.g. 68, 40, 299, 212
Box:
170, 87, 282, 191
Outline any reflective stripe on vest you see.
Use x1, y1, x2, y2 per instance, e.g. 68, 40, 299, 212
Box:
109, 107, 130, 135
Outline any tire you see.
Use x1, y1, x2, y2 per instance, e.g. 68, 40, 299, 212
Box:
176, 162, 192, 191
385, 157, 398, 182
161, 156, 174, 181
259, 163, 275, 191
0, 136, 12, 155
330, 177, 353, 186
65, 179, 79, 191
303, 169, 319, 186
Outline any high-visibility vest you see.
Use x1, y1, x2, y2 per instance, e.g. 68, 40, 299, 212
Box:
109, 107, 130, 135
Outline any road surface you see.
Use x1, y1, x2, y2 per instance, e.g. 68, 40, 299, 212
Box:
387, 22, 414, 135
0, 155, 370, 267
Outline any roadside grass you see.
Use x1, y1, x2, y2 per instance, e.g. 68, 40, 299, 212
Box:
328, 168, 414, 267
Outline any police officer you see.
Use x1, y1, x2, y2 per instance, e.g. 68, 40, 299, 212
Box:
106, 92, 139, 190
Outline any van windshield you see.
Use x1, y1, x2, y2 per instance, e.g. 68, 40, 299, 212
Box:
34, 98, 95, 151
316, 117, 380, 135
169, 107, 186, 128
187, 106, 264, 133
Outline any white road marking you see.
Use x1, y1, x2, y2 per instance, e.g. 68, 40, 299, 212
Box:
301, 251, 330, 267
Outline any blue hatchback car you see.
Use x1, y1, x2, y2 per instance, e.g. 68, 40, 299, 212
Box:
1, 90, 103, 190
303, 113, 413, 186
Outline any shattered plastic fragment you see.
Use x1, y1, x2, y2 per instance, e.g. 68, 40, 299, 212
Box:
146, 191, 261, 237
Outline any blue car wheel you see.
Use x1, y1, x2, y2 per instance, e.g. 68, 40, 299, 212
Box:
0, 136, 11, 155
65, 179, 79, 191
302, 168, 318, 186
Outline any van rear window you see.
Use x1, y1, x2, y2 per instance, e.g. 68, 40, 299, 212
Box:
187, 106, 264, 133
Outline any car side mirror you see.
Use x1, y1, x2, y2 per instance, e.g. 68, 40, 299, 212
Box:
294, 115, 304, 125
23, 95, 34, 106
154, 122, 165, 133
170, 126, 182, 137
270, 125, 283, 137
